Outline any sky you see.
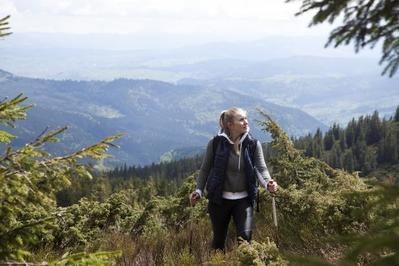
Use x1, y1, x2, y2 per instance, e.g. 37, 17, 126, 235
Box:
0, 0, 335, 42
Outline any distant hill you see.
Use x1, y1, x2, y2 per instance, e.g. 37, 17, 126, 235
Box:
0, 70, 326, 165
175, 59, 399, 125
163, 56, 381, 78
1, 33, 395, 125
0, 33, 379, 82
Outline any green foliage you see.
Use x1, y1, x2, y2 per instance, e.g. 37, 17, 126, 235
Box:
0, 94, 32, 143
395, 106, 399, 122
0, 94, 122, 261
338, 184, 399, 265
109, 155, 202, 186
56, 174, 113, 206
163, 247, 196, 266
293, 108, 399, 176
287, 183, 399, 266
237, 239, 288, 266
205, 250, 229, 265
287, 0, 399, 77
257, 110, 373, 258
258, 110, 399, 265
53, 191, 140, 251
131, 173, 207, 238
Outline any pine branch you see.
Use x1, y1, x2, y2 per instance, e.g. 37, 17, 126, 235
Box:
0, 94, 33, 128
0, 15, 12, 37
42, 133, 124, 165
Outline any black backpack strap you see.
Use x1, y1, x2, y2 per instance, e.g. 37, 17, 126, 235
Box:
248, 137, 261, 212
210, 135, 221, 169
249, 138, 258, 161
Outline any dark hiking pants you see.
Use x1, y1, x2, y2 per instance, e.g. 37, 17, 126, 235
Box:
208, 197, 253, 250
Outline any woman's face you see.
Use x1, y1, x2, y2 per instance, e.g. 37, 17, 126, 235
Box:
228, 110, 249, 137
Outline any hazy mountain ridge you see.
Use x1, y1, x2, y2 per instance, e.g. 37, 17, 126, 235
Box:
2, 33, 395, 125
0, 70, 326, 165
0, 33, 380, 82
163, 56, 381, 78
178, 71, 399, 124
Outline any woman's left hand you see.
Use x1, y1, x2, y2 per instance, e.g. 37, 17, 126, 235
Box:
267, 180, 278, 193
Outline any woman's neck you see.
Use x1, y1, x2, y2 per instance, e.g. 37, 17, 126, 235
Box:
230, 133, 241, 142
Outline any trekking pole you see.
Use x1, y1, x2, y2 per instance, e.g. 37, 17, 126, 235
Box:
271, 193, 277, 227
188, 192, 199, 254
267, 179, 278, 227
188, 193, 194, 254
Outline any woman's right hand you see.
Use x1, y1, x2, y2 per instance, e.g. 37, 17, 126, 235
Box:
267, 180, 278, 193
190, 191, 201, 206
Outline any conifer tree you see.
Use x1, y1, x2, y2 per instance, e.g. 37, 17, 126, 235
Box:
345, 119, 356, 148
331, 123, 341, 141
384, 131, 398, 163
323, 131, 334, 151
312, 128, 323, 158
343, 149, 355, 172
0, 94, 122, 260
338, 129, 347, 151
353, 130, 368, 173
330, 141, 343, 169
367, 111, 382, 145
394, 105, 399, 122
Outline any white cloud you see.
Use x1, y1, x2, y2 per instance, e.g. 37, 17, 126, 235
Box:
0, 0, 331, 38
3, 0, 301, 18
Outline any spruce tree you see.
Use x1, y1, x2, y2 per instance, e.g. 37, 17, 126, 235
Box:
345, 119, 356, 148
0, 94, 122, 260
384, 131, 398, 163
367, 111, 382, 145
394, 105, 399, 122
338, 129, 347, 151
353, 131, 367, 174
331, 142, 343, 169
332, 123, 340, 141
323, 131, 334, 151
312, 128, 323, 158
343, 149, 355, 172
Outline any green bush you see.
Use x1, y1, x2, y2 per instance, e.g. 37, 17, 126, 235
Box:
237, 239, 288, 266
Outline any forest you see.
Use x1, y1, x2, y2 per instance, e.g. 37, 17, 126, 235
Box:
293, 109, 399, 177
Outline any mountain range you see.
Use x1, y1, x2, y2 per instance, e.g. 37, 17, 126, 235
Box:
0, 69, 326, 166
1, 34, 397, 126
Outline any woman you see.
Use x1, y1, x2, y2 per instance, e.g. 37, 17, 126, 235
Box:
190, 107, 278, 250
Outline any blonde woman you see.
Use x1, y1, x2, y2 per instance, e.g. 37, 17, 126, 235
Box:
190, 107, 278, 250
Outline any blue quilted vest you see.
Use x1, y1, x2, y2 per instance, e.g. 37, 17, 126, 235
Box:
206, 134, 258, 206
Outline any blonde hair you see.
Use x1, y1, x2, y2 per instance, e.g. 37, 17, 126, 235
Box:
219, 107, 247, 134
